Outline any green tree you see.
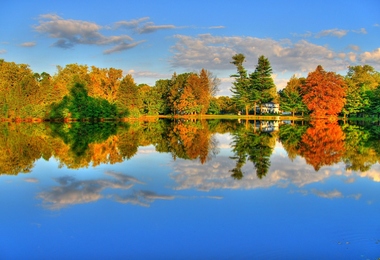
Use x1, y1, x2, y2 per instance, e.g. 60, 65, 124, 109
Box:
366, 86, 380, 117
0, 60, 51, 119
116, 74, 139, 117
50, 82, 118, 120
343, 65, 380, 117
52, 64, 89, 103
230, 54, 256, 115
279, 75, 307, 116
216, 96, 238, 114
346, 65, 380, 91
139, 84, 164, 115
155, 79, 171, 114
207, 97, 220, 115
250, 55, 277, 114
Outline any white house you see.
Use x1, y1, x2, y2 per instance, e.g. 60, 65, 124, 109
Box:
256, 102, 280, 114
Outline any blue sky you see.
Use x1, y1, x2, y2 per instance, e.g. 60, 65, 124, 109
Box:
1, 0, 379, 95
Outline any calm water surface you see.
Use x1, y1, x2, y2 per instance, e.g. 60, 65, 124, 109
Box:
0, 119, 379, 259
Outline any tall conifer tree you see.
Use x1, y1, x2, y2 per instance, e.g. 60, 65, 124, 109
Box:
250, 55, 277, 114
230, 54, 254, 116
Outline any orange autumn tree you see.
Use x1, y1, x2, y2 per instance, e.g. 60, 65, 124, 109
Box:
168, 120, 215, 164
299, 120, 345, 171
177, 74, 199, 114
88, 66, 123, 103
301, 65, 346, 117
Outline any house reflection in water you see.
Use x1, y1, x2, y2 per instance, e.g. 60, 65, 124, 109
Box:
258, 120, 280, 132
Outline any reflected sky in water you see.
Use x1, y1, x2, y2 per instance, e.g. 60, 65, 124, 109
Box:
0, 120, 380, 259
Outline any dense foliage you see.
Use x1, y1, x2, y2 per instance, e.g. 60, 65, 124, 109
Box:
280, 64, 380, 118
0, 57, 379, 120
230, 54, 277, 116
50, 82, 119, 120
0, 59, 219, 120
300, 65, 346, 117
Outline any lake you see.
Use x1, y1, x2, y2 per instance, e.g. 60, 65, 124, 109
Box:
0, 119, 379, 259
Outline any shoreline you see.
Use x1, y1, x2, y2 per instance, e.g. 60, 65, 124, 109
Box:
1, 114, 375, 123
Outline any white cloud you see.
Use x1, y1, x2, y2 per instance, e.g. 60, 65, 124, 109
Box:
274, 77, 289, 90
138, 22, 176, 34
35, 13, 137, 53
0, 49, 6, 54
20, 42, 36, 47
125, 69, 172, 86
291, 31, 313, 38
114, 17, 150, 29
360, 48, 380, 63
348, 52, 357, 62
315, 28, 349, 38
128, 69, 171, 79
352, 28, 367, 34
103, 40, 145, 54
294, 27, 366, 39
348, 45, 360, 51
209, 26, 225, 29
170, 34, 350, 74
219, 77, 234, 83
115, 17, 177, 34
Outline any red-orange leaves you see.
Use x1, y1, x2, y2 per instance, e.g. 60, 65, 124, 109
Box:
301, 65, 346, 118
299, 120, 345, 171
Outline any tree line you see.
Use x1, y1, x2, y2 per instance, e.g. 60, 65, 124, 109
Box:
279, 64, 380, 118
1, 57, 379, 120
230, 53, 380, 118
0, 59, 219, 120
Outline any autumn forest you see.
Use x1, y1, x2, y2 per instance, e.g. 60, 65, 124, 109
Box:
1, 55, 380, 121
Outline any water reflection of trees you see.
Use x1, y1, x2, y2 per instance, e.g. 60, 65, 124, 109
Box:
280, 120, 380, 172
299, 120, 346, 171
0, 119, 223, 175
342, 124, 378, 171
278, 122, 308, 161
2, 119, 380, 176
229, 120, 277, 180
0, 123, 50, 174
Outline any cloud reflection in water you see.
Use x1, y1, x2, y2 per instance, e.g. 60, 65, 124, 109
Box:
170, 140, 376, 201
37, 171, 171, 210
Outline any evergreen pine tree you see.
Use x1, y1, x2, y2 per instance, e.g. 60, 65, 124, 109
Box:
250, 55, 277, 114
